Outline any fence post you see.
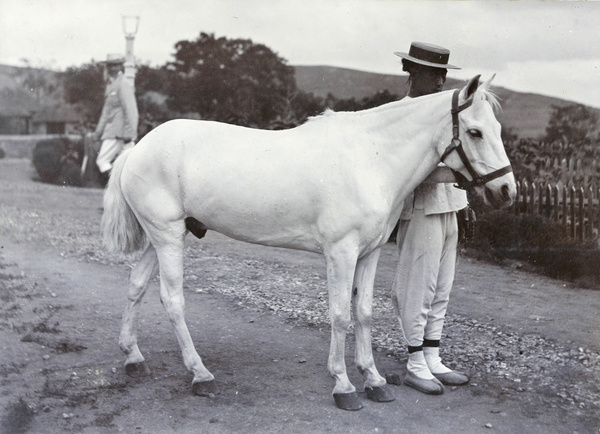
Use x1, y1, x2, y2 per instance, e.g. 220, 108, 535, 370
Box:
570, 186, 576, 239
539, 182, 545, 215
545, 184, 552, 219
563, 186, 568, 233
578, 187, 584, 241
523, 180, 529, 215
552, 185, 560, 223
586, 186, 593, 240
515, 181, 521, 216
595, 186, 600, 239
531, 182, 537, 215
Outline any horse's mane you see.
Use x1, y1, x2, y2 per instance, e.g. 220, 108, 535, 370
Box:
476, 87, 502, 114
303, 85, 502, 125
304, 98, 408, 124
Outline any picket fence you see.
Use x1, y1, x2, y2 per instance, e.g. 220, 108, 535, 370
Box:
513, 179, 600, 241
458, 178, 600, 244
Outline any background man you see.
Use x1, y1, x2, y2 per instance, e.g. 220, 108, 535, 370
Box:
93, 53, 138, 183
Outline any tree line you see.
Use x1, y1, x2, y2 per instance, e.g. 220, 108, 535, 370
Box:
61, 32, 399, 136
32, 31, 600, 148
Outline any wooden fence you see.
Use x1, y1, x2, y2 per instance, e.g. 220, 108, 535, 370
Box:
458, 179, 600, 244
514, 180, 600, 241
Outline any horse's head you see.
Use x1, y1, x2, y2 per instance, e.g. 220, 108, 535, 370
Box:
436, 75, 516, 209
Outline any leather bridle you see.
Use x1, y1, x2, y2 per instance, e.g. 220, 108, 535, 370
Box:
440, 89, 513, 190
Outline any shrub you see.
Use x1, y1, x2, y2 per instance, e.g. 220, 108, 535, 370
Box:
470, 211, 568, 250
32, 137, 83, 186
467, 209, 599, 289
0, 148, 5, 159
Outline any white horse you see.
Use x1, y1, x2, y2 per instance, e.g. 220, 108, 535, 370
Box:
101, 75, 515, 411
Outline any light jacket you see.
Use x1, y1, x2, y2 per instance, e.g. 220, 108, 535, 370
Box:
400, 175, 468, 219
95, 72, 138, 141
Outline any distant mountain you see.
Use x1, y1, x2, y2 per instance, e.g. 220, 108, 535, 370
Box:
293, 65, 597, 140
2, 63, 596, 141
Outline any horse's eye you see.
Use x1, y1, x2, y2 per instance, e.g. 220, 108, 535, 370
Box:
468, 129, 482, 139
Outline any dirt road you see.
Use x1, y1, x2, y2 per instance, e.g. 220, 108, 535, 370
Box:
1, 159, 598, 433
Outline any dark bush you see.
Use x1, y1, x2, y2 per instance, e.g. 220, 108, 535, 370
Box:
468, 209, 599, 289
472, 211, 568, 250
32, 139, 63, 183
0, 148, 5, 159
56, 160, 83, 187
525, 247, 600, 283
32, 137, 83, 186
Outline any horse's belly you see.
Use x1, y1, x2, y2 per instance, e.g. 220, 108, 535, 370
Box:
185, 191, 323, 253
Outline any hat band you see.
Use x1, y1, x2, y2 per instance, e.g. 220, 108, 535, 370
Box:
408, 45, 449, 66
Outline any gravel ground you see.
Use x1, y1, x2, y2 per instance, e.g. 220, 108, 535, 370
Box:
1, 158, 599, 432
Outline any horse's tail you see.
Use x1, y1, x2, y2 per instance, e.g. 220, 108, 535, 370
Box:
101, 149, 147, 253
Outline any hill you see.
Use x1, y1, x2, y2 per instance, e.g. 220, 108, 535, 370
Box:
1, 63, 597, 141
293, 65, 597, 140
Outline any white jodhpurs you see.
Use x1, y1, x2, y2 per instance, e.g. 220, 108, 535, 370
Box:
392, 210, 459, 347
96, 139, 133, 173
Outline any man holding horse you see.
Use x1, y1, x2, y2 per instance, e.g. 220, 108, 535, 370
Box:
392, 42, 470, 395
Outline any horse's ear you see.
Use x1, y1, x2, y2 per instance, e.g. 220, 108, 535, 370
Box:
481, 74, 496, 91
464, 74, 481, 99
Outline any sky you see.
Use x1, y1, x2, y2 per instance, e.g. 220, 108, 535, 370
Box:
1, 0, 600, 108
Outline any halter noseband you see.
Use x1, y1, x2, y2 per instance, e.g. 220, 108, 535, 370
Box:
440, 89, 513, 190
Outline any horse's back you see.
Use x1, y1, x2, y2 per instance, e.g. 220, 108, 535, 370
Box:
119, 116, 400, 252
120, 119, 333, 250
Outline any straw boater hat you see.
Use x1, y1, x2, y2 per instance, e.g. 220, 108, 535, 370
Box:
103, 53, 126, 65
394, 42, 460, 70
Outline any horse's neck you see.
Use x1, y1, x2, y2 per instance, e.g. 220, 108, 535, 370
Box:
364, 94, 451, 191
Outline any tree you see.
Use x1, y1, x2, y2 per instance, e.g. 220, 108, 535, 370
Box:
324, 90, 399, 113
544, 103, 600, 145
166, 32, 298, 128
18, 59, 60, 104
62, 63, 105, 125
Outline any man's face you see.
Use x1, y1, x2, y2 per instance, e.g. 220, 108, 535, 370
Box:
411, 65, 447, 97
105, 63, 122, 81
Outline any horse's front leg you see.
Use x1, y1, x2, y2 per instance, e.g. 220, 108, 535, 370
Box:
352, 248, 395, 403
155, 243, 216, 396
325, 244, 362, 410
119, 244, 159, 377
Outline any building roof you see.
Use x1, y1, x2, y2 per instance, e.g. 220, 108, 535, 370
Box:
0, 87, 36, 117
32, 104, 82, 123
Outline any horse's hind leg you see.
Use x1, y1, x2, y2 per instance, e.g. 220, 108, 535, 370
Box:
154, 241, 216, 396
119, 244, 159, 377
352, 248, 394, 403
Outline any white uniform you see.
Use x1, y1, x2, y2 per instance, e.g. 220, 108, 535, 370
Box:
95, 71, 138, 173
392, 178, 467, 347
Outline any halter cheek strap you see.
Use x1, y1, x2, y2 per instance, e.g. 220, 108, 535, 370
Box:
440, 89, 513, 190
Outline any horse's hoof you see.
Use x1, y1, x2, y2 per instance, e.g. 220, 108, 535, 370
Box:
365, 385, 395, 402
192, 380, 218, 397
125, 361, 150, 378
333, 392, 363, 411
